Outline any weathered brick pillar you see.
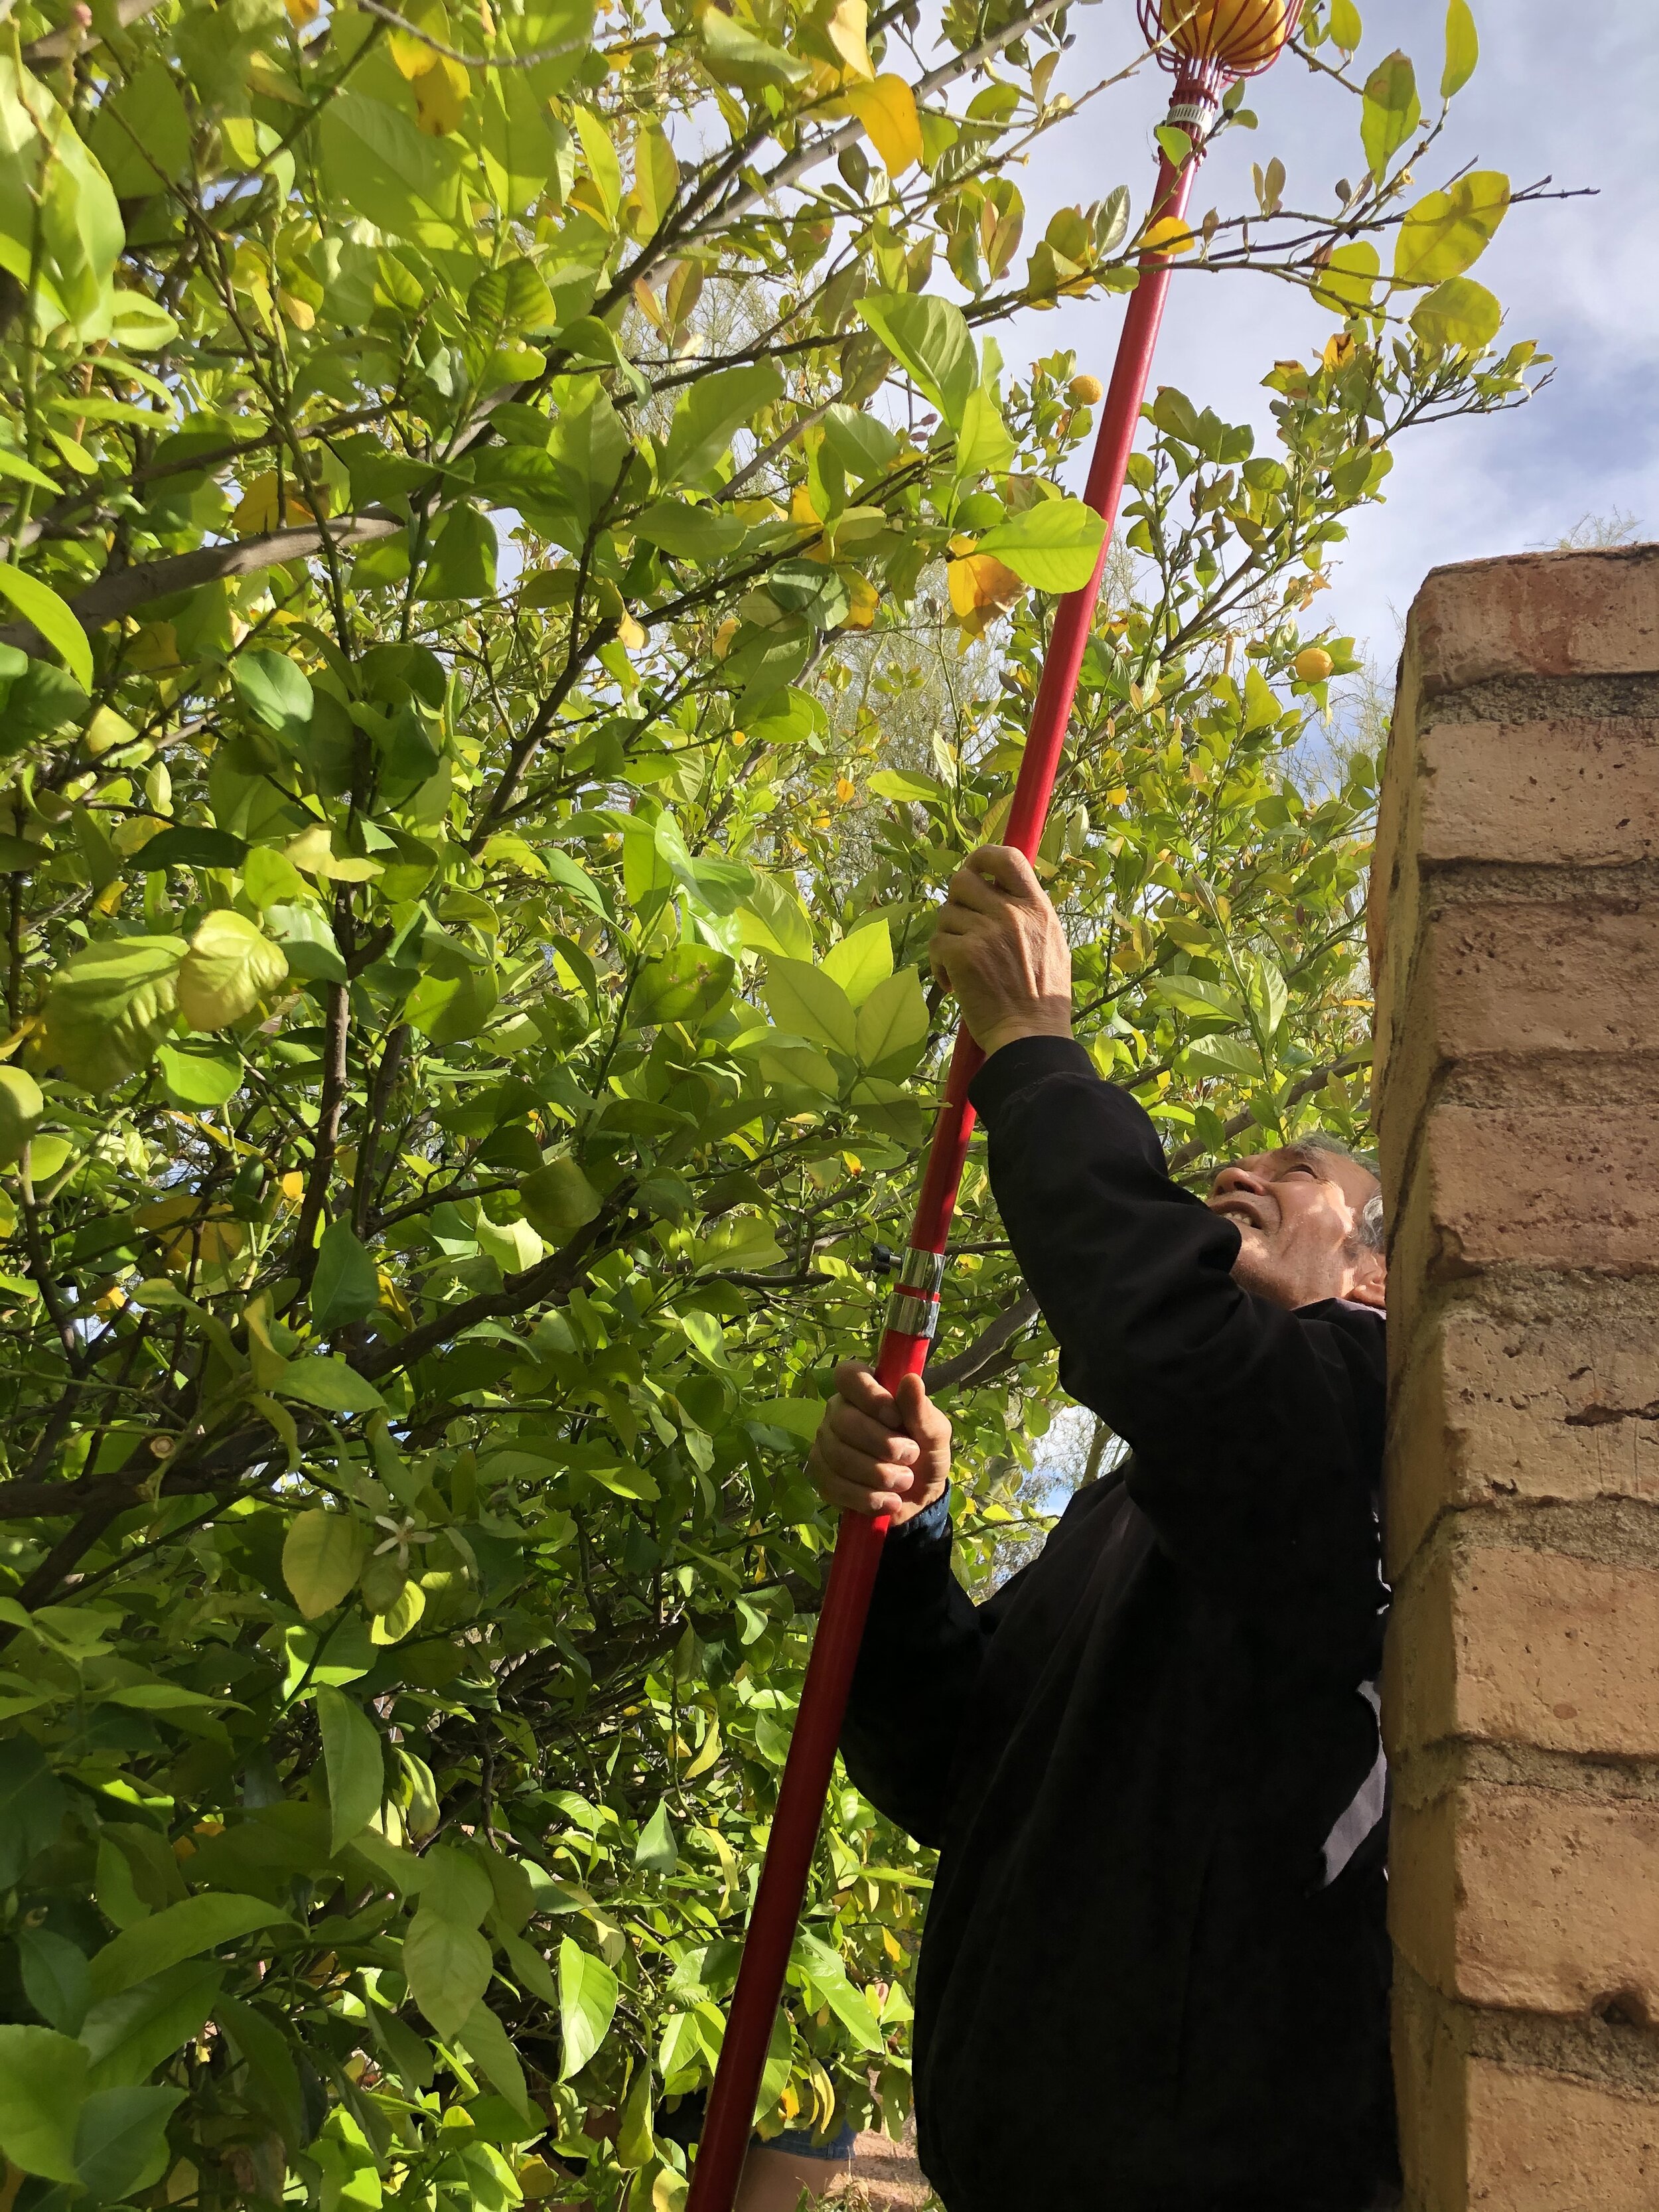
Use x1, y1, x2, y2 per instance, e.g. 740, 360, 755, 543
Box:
1370, 544, 1659, 2210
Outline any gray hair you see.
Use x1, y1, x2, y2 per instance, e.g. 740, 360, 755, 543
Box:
1295, 1132, 1385, 1254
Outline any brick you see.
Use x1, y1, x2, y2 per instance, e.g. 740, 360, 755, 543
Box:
1367, 719, 1659, 1055
1417, 719, 1659, 870
1466, 2061, 1659, 2211
1374, 896, 1659, 1154
1386, 1304, 1659, 1577
1392, 1784, 1659, 2019
1384, 1102, 1659, 1299
1410, 544, 1659, 698
1386, 1544, 1659, 1762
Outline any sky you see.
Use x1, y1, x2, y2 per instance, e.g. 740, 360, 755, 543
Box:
1007, 0, 1658, 671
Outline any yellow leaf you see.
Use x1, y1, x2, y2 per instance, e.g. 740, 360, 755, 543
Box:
1322, 332, 1356, 372
178, 910, 289, 1030
790, 482, 822, 528
840, 571, 878, 630
1143, 215, 1197, 256
846, 74, 922, 173
947, 551, 1025, 621
279, 291, 315, 331
231, 471, 327, 536
822, 0, 874, 79
411, 55, 469, 135
616, 611, 646, 651
284, 0, 319, 21
388, 0, 450, 75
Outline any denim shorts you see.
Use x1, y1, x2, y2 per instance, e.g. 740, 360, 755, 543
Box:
760, 2122, 857, 2162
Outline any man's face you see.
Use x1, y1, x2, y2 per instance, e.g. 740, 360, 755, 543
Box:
1205, 1143, 1386, 1313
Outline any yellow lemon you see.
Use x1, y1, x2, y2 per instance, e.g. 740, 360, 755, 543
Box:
1068, 373, 1104, 404
1294, 646, 1334, 683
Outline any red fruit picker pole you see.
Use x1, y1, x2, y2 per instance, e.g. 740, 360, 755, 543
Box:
685, 8, 1301, 2205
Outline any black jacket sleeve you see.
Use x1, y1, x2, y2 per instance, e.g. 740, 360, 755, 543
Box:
966, 1037, 1384, 1617
840, 1492, 1033, 1848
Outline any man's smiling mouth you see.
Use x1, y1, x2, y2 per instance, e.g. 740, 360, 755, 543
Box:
1210, 1196, 1273, 1232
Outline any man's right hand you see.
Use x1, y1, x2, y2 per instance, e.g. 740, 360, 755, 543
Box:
809, 1358, 952, 1524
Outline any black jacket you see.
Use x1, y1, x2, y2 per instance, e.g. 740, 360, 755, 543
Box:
842, 1038, 1394, 2212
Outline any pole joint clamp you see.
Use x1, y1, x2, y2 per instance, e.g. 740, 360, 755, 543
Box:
883, 1246, 946, 1341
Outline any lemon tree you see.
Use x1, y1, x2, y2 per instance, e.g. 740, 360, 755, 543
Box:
0, 0, 1543, 2204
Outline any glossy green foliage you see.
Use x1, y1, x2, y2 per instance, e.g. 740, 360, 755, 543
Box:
0, 0, 1540, 2203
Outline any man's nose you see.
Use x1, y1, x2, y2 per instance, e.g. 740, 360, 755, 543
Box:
1211, 1164, 1268, 1198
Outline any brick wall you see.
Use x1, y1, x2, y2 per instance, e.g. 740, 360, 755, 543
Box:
1370, 543, 1659, 2209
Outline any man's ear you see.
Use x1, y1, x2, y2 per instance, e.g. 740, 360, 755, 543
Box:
1344, 1247, 1387, 1311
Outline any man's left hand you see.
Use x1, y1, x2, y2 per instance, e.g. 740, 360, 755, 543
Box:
930, 845, 1072, 1059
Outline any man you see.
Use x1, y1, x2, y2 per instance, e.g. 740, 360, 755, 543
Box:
810, 846, 1396, 2212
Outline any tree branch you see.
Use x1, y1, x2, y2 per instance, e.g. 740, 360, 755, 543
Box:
0, 510, 402, 656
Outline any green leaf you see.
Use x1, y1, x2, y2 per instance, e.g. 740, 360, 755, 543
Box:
18, 1926, 90, 2035
634, 1799, 678, 1876
633, 503, 749, 561
419, 504, 498, 601
761, 958, 857, 1056
954, 382, 1014, 477
546, 382, 631, 537
698, 9, 810, 87
1411, 275, 1501, 350
1179, 1034, 1262, 1078
660, 365, 784, 488
403, 1911, 492, 2041
521, 1156, 603, 1240
0, 1063, 42, 1165
459, 2000, 534, 2117
736, 872, 815, 960
44, 934, 187, 1091
1392, 173, 1510, 286
231, 650, 313, 733
976, 498, 1107, 591
138, 826, 249, 871
420, 1845, 494, 1927
405, 962, 500, 1044
316, 1686, 386, 1852
865, 767, 943, 805
157, 1041, 242, 1108
73, 2084, 184, 2203
80, 1961, 222, 2093
215, 1995, 306, 2152
793, 1931, 884, 2053
0, 2025, 88, 2181
1360, 50, 1420, 176
0, 564, 91, 690
822, 920, 893, 1007
86, 1894, 289, 2004
278, 1357, 387, 1414
1312, 240, 1380, 315
557, 1937, 618, 2079
311, 1218, 382, 1331
1153, 976, 1247, 1022
1329, 0, 1362, 50
853, 967, 929, 1078
634, 943, 733, 1027
1442, 0, 1477, 96
86, 60, 192, 196
282, 1507, 370, 1618
858, 293, 977, 429
0, 446, 61, 494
